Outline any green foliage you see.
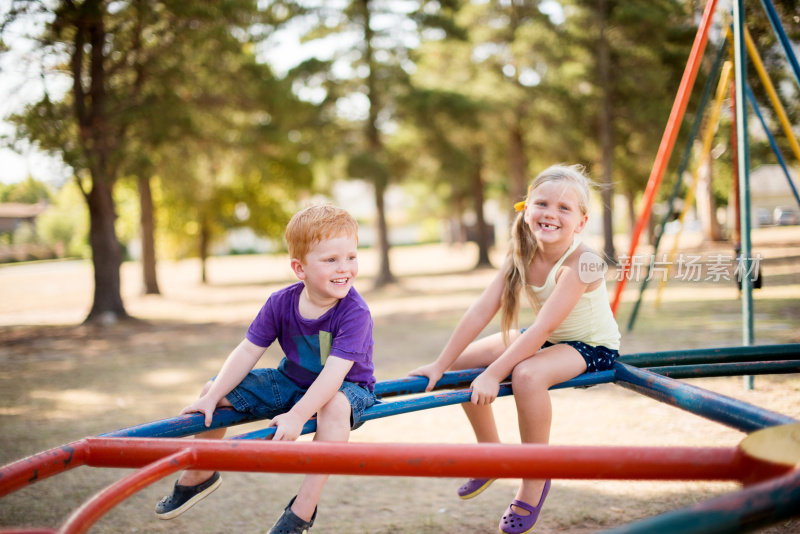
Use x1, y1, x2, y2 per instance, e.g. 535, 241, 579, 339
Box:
0, 177, 52, 204
36, 181, 90, 258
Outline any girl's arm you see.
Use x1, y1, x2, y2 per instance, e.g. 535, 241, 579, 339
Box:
470, 259, 590, 405
409, 263, 507, 391
181, 338, 266, 426
269, 355, 354, 441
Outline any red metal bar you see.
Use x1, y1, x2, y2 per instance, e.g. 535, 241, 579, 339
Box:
80, 437, 752, 482
611, 0, 720, 314
58, 448, 195, 534
0, 440, 89, 498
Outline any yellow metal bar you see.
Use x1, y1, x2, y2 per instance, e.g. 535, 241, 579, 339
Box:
743, 27, 800, 163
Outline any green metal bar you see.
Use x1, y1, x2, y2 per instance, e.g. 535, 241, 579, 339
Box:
733, 0, 755, 391
646, 360, 800, 379
602, 465, 800, 534
618, 344, 800, 367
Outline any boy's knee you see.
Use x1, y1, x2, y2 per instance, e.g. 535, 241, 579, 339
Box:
318, 392, 352, 426
199, 380, 215, 396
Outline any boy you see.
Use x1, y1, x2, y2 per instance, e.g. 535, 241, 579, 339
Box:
155, 204, 376, 534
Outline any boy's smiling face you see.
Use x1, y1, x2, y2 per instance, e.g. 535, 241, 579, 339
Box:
291, 232, 359, 312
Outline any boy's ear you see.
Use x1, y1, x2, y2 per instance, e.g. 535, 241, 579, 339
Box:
290, 258, 306, 280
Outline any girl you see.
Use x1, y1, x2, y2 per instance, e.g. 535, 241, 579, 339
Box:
409, 164, 620, 534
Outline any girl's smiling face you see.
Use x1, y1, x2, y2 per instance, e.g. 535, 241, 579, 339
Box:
523, 180, 588, 244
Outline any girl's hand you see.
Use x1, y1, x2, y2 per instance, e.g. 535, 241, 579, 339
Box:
470, 372, 500, 405
269, 410, 306, 441
408, 363, 445, 392
180, 395, 219, 428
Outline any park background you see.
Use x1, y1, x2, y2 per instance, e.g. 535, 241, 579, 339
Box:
1, 1, 800, 532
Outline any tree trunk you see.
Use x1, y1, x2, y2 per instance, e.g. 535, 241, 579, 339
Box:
372, 177, 395, 286
75, 0, 128, 324
361, 0, 395, 287
597, 0, 616, 263
137, 174, 160, 294
85, 176, 128, 324
200, 217, 210, 285
508, 115, 528, 205
697, 158, 723, 241
472, 144, 492, 268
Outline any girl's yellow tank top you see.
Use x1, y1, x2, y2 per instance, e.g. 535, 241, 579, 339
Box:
529, 238, 621, 349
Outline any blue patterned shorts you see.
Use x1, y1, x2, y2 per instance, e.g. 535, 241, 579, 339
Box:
223, 368, 376, 429
542, 340, 618, 372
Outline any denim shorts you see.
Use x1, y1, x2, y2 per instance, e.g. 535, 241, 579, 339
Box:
542, 340, 618, 373
224, 368, 377, 429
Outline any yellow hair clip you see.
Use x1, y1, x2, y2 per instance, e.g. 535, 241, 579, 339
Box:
514, 184, 533, 212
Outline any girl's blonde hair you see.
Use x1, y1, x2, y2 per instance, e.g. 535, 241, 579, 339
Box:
499, 164, 592, 343
285, 204, 358, 262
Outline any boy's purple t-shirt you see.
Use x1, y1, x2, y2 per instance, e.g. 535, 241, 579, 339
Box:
245, 282, 375, 391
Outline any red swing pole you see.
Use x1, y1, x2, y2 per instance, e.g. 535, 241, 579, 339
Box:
611, 0, 720, 314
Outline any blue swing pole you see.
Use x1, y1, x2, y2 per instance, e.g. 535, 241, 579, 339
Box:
745, 84, 800, 208
759, 0, 800, 87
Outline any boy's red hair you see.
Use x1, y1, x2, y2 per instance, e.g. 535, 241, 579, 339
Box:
285, 204, 358, 262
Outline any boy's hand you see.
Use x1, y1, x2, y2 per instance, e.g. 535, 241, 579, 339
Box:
269, 410, 306, 441
180, 396, 219, 428
408, 363, 444, 392
470, 371, 500, 406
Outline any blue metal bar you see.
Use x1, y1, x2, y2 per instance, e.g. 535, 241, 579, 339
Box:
100, 370, 616, 440
613, 363, 795, 432
602, 465, 800, 534
759, 0, 800, 87
103, 342, 800, 441
374, 368, 484, 397
101, 408, 258, 439
232, 371, 616, 440
746, 83, 800, 208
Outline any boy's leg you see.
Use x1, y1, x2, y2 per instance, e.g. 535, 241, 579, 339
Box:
177, 380, 231, 486
154, 381, 230, 519
290, 391, 352, 522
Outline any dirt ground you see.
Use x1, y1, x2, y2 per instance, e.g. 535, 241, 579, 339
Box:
1, 227, 800, 533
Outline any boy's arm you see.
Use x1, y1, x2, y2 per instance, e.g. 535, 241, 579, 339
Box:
270, 356, 354, 441
181, 338, 266, 427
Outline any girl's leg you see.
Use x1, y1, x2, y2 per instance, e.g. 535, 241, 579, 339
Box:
510, 344, 586, 509
177, 381, 232, 486
451, 332, 518, 444
290, 391, 352, 522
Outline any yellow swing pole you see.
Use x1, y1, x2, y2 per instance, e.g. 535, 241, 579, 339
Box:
740, 27, 800, 163
655, 60, 734, 308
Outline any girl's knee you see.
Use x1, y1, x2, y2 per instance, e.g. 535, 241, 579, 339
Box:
511, 363, 548, 392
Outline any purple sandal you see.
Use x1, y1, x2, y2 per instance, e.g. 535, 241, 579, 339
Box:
499, 479, 551, 534
457, 478, 496, 499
